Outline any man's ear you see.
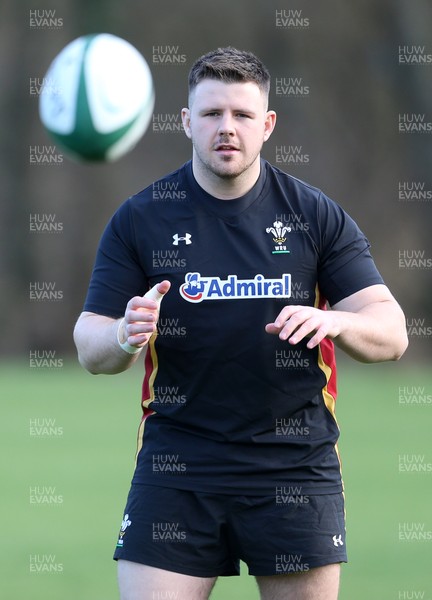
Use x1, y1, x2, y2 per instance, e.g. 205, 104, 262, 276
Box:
181, 108, 192, 139
263, 110, 277, 142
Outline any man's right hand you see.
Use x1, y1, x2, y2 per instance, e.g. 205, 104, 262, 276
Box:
120, 280, 171, 348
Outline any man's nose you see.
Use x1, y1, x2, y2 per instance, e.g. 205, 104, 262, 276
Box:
217, 114, 235, 136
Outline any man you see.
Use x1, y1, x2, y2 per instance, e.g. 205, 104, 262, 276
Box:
74, 47, 408, 600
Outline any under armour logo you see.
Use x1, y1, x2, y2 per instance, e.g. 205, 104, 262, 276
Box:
173, 233, 192, 245
332, 534, 344, 547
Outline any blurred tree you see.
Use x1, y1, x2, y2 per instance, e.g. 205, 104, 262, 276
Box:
1, 0, 430, 358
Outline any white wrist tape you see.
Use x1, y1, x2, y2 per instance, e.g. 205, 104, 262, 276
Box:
117, 318, 143, 354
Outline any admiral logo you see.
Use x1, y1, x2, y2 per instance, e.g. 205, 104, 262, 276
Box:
179, 272, 291, 303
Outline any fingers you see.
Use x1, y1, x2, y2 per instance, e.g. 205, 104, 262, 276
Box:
122, 304, 156, 347
123, 281, 171, 346
265, 306, 335, 349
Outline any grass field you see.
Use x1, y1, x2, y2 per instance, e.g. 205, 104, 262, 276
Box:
1, 357, 431, 599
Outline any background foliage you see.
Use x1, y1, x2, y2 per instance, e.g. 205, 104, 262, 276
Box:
1, 0, 431, 359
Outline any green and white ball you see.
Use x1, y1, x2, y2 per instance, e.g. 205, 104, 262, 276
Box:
39, 34, 154, 162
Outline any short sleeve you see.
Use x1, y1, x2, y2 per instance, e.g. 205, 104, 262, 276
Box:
316, 193, 384, 306
83, 200, 148, 317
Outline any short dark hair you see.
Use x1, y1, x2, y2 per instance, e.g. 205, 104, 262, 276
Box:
188, 47, 271, 97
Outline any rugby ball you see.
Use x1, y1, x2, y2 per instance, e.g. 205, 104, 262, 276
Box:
39, 33, 154, 162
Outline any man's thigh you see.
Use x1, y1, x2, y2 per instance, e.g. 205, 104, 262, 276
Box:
118, 560, 217, 600
256, 563, 340, 600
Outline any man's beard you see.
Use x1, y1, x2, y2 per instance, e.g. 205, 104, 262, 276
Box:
192, 140, 260, 180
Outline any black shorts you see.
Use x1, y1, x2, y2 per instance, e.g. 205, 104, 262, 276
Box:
113, 484, 347, 577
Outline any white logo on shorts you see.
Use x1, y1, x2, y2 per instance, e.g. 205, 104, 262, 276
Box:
332, 534, 344, 547
121, 514, 132, 532
117, 513, 132, 548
